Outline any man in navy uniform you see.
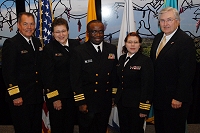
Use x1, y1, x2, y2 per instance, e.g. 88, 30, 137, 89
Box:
70, 20, 118, 133
2, 12, 43, 133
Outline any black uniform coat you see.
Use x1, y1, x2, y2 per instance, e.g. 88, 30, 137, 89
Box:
42, 39, 80, 133
70, 41, 118, 113
42, 39, 80, 102
115, 52, 154, 114
150, 28, 196, 110
2, 33, 43, 104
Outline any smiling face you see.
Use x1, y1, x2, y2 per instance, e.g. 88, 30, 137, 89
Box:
125, 36, 141, 56
52, 25, 69, 44
87, 22, 104, 45
159, 10, 180, 36
17, 14, 35, 39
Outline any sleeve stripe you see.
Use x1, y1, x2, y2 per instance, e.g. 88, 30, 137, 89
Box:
8, 86, 20, 96
112, 88, 117, 94
46, 90, 59, 99
139, 102, 151, 110
74, 94, 85, 102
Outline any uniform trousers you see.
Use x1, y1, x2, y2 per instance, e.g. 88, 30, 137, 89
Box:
47, 98, 76, 133
78, 106, 112, 133
9, 102, 43, 133
117, 99, 145, 133
154, 103, 190, 133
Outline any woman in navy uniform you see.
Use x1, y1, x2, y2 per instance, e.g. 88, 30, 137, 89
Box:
115, 32, 154, 133
42, 18, 80, 133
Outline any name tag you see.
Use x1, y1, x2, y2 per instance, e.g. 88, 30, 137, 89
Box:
21, 50, 28, 54
130, 66, 141, 70
55, 53, 63, 56
85, 59, 93, 63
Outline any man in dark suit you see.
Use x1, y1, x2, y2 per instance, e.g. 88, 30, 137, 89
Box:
150, 7, 196, 133
2, 12, 43, 133
70, 20, 118, 133
42, 18, 80, 133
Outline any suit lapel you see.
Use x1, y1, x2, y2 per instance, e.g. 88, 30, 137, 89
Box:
84, 41, 100, 61
156, 29, 179, 60
68, 39, 76, 50
125, 52, 139, 68
54, 40, 70, 58
152, 33, 163, 60
18, 33, 36, 58
18, 33, 33, 52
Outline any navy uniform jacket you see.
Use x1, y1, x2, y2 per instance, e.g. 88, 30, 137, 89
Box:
2, 33, 43, 104
150, 28, 196, 109
70, 41, 118, 113
115, 52, 154, 114
42, 39, 80, 102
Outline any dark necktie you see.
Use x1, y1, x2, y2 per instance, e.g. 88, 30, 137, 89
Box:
29, 40, 35, 51
63, 46, 69, 52
97, 46, 101, 59
97, 46, 101, 53
124, 57, 130, 66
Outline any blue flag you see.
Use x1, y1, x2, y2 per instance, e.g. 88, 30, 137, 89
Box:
36, 0, 53, 46
163, 0, 178, 9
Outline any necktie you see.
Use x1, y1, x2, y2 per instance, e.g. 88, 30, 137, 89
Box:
97, 46, 101, 59
156, 36, 166, 58
124, 57, 130, 66
97, 46, 101, 53
63, 46, 69, 52
29, 40, 35, 51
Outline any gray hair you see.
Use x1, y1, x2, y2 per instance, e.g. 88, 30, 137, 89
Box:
158, 7, 180, 21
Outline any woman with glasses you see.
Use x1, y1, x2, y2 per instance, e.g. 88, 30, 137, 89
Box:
42, 18, 80, 133
114, 32, 154, 133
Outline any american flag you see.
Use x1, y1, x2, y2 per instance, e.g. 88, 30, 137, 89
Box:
36, 0, 53, 46
35, 0, 53, 133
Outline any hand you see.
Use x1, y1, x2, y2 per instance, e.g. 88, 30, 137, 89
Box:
53, 100, 62, 110
171, 99, 182, 109
79, 104, 88, 113
139, 113, 147, 118
13, 97, 23, 106
112, 98, 116, 107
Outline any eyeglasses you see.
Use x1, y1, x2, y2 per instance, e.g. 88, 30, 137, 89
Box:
159, 18, 177, 24
54, 30, 67, 34
126, 41, 139, 44
89, 30, 104, 35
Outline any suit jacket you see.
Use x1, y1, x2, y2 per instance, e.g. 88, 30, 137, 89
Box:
150, 28, 196, 109
115, 52, 154, 114
70, 41, 118, 113
2, 33, 43, 104
42, 39, 80, 102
